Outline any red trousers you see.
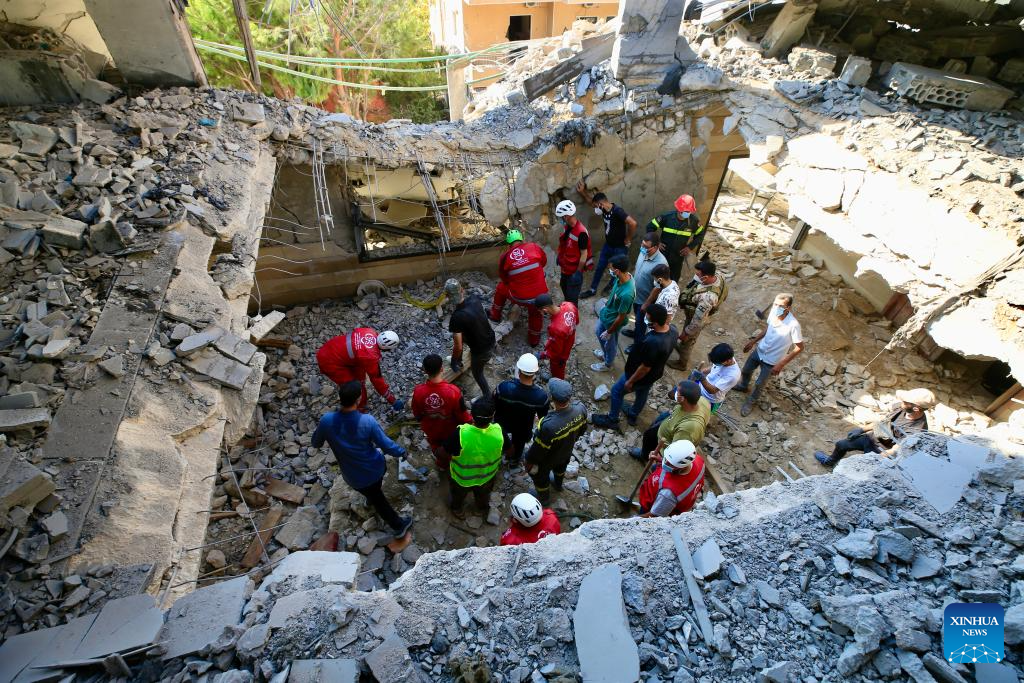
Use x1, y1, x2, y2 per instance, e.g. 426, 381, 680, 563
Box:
549, 357, 568, 379
490, 282, 543, 346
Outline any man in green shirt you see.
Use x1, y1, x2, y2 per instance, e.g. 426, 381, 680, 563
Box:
590, 254, 635, 373
629, 380, 711, 461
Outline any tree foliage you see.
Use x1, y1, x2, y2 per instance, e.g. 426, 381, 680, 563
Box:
186, 0, 447, 122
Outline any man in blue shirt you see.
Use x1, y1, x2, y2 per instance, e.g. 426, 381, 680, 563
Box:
312, 381, 413, 538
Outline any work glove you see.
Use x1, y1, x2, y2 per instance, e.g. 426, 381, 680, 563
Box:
391, 399, 405, 412
451, 358, 464, 372
583, 257, 595, 271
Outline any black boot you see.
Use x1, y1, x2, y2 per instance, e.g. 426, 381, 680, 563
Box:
551, 472, 564, 492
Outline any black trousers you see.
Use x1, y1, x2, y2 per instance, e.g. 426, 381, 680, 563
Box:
355, 478, 402, 531
560, 270, 584, 307
831, 433, 881, 460
530, 452, 571, 497
449, 476, 495, 511
469, 346, 493, 396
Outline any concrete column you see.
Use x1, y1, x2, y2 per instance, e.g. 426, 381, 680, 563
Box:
446, 60, 468, 122
610, 0, 684, 87
760, 0, 818, 59
82, 0, 207, 87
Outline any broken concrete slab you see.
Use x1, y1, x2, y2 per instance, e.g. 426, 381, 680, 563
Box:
573, 563, 639, 683
365, 632, 422, 683
0, 408, 52, 433
176, 326, 226, 356
898, 449, 973, 514
215, 333, 258, 364
274, 505, 321, 550
839, 55, 872, 87
74, 594, 165, 660
0, 616, 84, 682
287, 659, 359, 683
9, 121, 60, 156
158, 575, 249, 659
267, 586, 346, 629
0, 451, 56, 519
248, 311, 286, 342
886, 62, 1014, 112
72, 165, 114, 188
98, 355, 126, 379
692, 537, 724, 578
265, 551, 360, 587
184, 349, 253, 391
231, 102, 266, 124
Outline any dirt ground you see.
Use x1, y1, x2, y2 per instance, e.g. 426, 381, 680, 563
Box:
201, 189, 999, 584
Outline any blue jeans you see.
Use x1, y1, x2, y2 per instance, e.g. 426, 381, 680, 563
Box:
608, 373, 653, 422
588, 243, 628, 292
595, 318, 619, 368
632, 302, 647, 341
740, 347, 775, 403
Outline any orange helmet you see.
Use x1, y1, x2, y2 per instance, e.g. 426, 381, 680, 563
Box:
674, 194, 696, 213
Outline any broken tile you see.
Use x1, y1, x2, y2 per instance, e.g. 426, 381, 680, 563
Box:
215, 332, 258, 364
288, 659, 359, 683
0, 408, 52, 432
74, 594, 165, 660
573, 564, 639, 683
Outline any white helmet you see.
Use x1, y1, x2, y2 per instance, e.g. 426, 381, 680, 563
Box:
516, 353, 539, 375
664, 440, 697, 470
377, 330, 400, 351
510, 493, 543, 527
554, 200, 576, 218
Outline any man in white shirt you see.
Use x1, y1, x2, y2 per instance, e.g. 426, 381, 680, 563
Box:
691, 343, 740, 413
736, 293, 804, 417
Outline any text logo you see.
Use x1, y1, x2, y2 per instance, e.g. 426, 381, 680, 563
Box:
943, 603, 1003, 664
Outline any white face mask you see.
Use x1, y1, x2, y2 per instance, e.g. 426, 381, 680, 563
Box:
594, 207, 603, 216
680, 212, 690, 219
643, 316, 651, 326
609, 269, 616, 278
692, 275, 702, 285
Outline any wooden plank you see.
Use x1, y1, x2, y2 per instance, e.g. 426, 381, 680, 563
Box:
231, 0, 261, 90
671, 528, 716, 648
264, 478, 306, 505
704, 460, 733, 495
255, 335, 291, 349
240, 506, 284, 568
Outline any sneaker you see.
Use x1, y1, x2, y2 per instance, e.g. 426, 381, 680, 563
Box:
628, 447, 643, 460
755, 308, 765, 320
394, 516, 414, 538
623, 344, 634, 355
590, 362, 611, 372
622, 329, 635, 339
814, 451, 838, 466
740, 400, 754, 417
592, 348, 605, 360
592, 414, 622, 432
580, 289, 597, 300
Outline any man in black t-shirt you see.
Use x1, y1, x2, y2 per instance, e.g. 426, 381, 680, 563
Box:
593, 304, 676, 430
577, 181, 637, 298
446, 279, 497, 396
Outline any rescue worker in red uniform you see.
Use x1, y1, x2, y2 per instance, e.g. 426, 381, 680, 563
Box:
553, 200, 592, 306
500, 493, 561, 546
534, 293, 578, 380
489, 230, 549, 346
412, 354, 471, 470
638, 440, 706, 517
316, 328, 403, 413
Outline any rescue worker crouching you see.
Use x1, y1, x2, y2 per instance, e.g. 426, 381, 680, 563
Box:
525, 378, 588, 504
316, 328, 403, 412
490, 230, 549, 347
638, 440, 706, 517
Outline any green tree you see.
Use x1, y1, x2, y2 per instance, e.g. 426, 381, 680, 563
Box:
186, 0, 447, 122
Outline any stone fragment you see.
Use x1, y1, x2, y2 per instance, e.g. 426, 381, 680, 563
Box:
573, 564, 639, 683
876, 530, 915, 563
207, 549, 227, 569
840, 55, 872, 87
785, 601, 813, 626
896, 650, 937, 683
275, 506, 321, 550
975, 663, 1018, 683
184, 349, 252, 390
41, 510, 68, 539
1006, 603, 1024, 645
41, 338, 73, 358
73, 166, 114, 187
754, 580, 781, 608
176, 326, 226, 356
837, 641, 873, 676
215, 333, 258, 364
288, 659, 359, 683
236, 623, 270, 659
835, 529, 878, 559
158, 576, 249, 659
0, 408, 51, 432
894, 628, 930, 653
74, 594, 164, 660
248, 311, 286, 341
365, 632, 419, 682
98, 355, 126, 379
758, 661, 794, 683
89, 220, 127, 253
9, 122, 59, 155
267, 551, 360, 586
230, 102, 266, 124
692, 537, 724, 578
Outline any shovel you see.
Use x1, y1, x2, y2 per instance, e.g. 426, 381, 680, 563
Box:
616, 459, 653, 506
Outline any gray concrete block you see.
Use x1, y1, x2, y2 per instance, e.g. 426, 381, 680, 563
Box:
215, 333, 258, 364
0, 452, 55, 519
886, 62, 1013, 112
288, 659, 359, 683
365, 632, 422, 683
74, 594, 165, 660
0, 616, 89, 682
158, 576, 249, 659
247, 311, 285, 342
268, 586, 347, 629
0, 392, 45, 409
573, 563, 639, 683
0, 408, 51, 433
266, 551, 360, 587
184, 349, 252, 390
692, 537, 724, 578
840, 55, 872, 87
176, 326, 225, 356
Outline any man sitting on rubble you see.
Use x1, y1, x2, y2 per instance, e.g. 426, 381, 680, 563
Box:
525, 378, 588, 503
815, 388, 935, 466
736, 292, 804, 417
500, 493, 561, 546
444, 396, 507, 518
446, 278, 496, 397
637, 440, 706, 517
535, 293, 578, 380
316, 328, 403, 413
494, 353, 550, 467
312, 381, 412, 539
490, 230, 549, 346
412, 354, 471, 470
629, 379, 711, 461
691, 343, 741, 414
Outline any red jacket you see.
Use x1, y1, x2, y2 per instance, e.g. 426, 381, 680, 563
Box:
638, 455, 705, 516
556, 219, 588, 275
544, 302, 578, 362
499, 509, 561, 546
412, 380, 471, 448
498, 242, 548, 301
315, 328, 394, 402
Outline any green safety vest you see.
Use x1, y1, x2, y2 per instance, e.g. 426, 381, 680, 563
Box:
450, 422, 503, 487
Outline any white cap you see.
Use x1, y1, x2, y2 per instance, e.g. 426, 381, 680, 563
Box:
516, 353, 539, 375
664, 440, 696, 469
510, 493, 543, 527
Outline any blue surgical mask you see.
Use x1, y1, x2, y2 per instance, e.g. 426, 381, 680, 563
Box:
774, 305, 786, 318
680, 212, 690, 219
644, 316, 651, 326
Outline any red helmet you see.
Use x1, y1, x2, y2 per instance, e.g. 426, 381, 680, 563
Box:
674, 194, 696, 213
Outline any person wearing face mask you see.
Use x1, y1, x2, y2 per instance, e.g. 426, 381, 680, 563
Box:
622, 232, 668, 352
553, 200, 592, 306
646, 194, 704, 283
736, 293, 804, 417
593, 303, 676, 430
668, 259, 728, 371
591, 254, 635, 373
576, 181, 637, 299
690, 343, 740, 414
814, 388, 934, 466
